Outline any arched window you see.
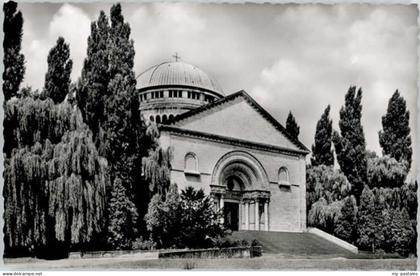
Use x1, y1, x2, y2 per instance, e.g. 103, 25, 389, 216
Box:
184, 152, 198, 174
278, 167, 289, 186
149, 116, 154, 122
162, 114, 168, 124
169, 114, 174, 121
156, 115, 161, 124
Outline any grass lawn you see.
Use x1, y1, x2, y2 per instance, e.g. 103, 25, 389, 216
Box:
4, 254, 416, 271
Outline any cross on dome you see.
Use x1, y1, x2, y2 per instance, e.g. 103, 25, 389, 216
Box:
172, 52, 181, 62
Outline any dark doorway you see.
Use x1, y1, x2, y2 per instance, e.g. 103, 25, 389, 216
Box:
224, 202, 239, 231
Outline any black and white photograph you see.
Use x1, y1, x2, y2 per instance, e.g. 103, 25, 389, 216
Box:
1, 1, 418, 271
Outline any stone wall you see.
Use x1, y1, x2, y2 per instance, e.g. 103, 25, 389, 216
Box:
158, 246, 262, 259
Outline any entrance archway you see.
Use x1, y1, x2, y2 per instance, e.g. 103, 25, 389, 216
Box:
210, 151, 271, 231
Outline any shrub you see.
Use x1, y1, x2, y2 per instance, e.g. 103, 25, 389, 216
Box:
132, 236, 156, 250
145, 185, 224, 249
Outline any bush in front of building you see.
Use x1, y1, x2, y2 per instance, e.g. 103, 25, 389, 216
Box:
145, 184, 225, 249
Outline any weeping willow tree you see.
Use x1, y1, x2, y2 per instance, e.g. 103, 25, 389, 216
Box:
4, 142, 49, 256
4, 97, 74, 157
4, 99, 109, 257
142, 145, 173, 198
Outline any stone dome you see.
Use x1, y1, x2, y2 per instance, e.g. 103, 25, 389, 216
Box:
136, 60, 225, 124
136, 61, 224, 96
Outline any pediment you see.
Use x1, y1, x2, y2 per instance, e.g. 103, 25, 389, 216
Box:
171, 91, 308, 153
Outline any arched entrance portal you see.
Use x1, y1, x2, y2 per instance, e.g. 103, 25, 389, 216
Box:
210, 151, 271, 231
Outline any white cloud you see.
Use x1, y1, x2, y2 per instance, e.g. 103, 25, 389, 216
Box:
21, 4, 91, 90
250, 5, 417, 173
48, 4, 91, 82
19, 3, 418, 175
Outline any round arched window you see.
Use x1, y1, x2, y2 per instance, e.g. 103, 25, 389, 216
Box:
278, 167, 289, 186
184, 152, 198, 173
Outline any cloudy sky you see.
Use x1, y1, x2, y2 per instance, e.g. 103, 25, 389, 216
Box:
19, 3, 418, 171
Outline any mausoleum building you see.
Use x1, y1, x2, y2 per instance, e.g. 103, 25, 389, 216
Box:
137, 59, 309, 232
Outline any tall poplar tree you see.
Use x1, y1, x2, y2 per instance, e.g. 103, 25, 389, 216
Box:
77, 11, 110, 137
100, 3, 145, 242
3, 1, 25, 101
378, 90, 412, 171
286, 111, 300, 139
311, 105, 334, 166
333, 86, 367, 203
43, 37, 73, 104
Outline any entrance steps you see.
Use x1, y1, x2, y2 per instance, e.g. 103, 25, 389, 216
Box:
232, 230, 357, 257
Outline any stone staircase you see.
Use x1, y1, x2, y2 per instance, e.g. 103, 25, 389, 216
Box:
232, 230, 357, 257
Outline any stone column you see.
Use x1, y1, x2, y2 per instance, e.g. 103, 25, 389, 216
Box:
255, 199, 260, 231
245, 201, 249, 230
220, 194, 224, 224
238, 202, 242, 230
264, 201, 269, 231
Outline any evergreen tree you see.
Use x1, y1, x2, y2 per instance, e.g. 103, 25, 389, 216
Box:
356, 186, 384, 253
379, 90, 412, 171
106, 177, 138, 249
311, 105, 334, 166
286, 111, 300, 139
333, 86, 367, 203
382, 207, 415, 256
334, 196, 357, 242
3, 1, 25, 101
43, 37, 73, 104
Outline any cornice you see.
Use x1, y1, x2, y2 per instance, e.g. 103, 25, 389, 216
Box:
160, 125, 309, 157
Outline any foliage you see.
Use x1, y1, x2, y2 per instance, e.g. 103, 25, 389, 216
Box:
3, 1, 25, 101
311, 105, 334, 166
333, 86, 367, 203
77, 4, 149, 238
308, 198, 343, 233
212, 236, 251, 248
333, 196, 357, 242
286, 111, 300, 139
3, 101, 108, 256
379, 90, 412, 171
400, 181, 417, 220
142, 146, 173, 197
102, 74, 140, 187
178, 187, 225, 248
106, 177, 138, 250
43, 37, 73, 104
4, 97, 74, 156
77, 10, 110, 137
367, 155, 407, 189
356, 186, 384, 253
382, 207, 415, 256
132, 236, 156, 250
306, 165, 351, 209
145, 184, 182, 248
145, 185, 224, 249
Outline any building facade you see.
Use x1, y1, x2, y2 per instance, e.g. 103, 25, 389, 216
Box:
137, 60, 309, 232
